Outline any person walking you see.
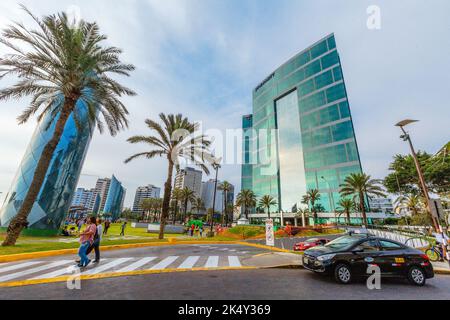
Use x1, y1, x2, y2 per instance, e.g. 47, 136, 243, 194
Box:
77, 219, 84, 232
199, 225, 203, 238
86, 218, 103, 263
77, 217, 97, 268
103, 220, 111, 235
190, 224, 195, 237
120, 221, 127, 236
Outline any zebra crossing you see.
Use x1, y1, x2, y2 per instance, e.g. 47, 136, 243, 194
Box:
0, 255, 243, 284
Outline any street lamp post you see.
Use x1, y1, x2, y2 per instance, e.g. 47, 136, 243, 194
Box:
395, 119, 439, 231
209, 162, 221, 237
321, 176, 337, 225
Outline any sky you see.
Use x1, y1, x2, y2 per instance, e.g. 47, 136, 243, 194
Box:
0, 0, 449, 208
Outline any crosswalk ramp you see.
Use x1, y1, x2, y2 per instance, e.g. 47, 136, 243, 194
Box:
0, 255, 243, 284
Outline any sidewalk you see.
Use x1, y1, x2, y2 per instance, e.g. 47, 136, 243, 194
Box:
432, 261, 450, 275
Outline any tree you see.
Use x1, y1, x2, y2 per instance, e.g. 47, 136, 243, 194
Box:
125, 114, 214, 239
218, 181, 232, 224
340, 173, 386, 227
337, 198, 355, 225
140, 198, 153, 221
180, 187, 196, 222
191, 197, 205, 217
384, 151, 449, 195
236, 189, 256, 219
258, 195, 277, 220
171, 188, 183, 224
394, 194, 424, 216
301, 189, 321, 225
0, 7, 136, 246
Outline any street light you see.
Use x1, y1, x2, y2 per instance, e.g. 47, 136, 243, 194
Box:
321, 176, 337, 225
395, 119, 439, 231
209, 161, 221, 237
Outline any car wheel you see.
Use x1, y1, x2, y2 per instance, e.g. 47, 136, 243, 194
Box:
408, 266, 426, 286
334, 264, 352, 284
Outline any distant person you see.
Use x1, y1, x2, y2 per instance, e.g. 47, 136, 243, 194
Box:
120, 221, 127, 236
199, 226, 203, 238
103, 220, 111, 235
77, 219, 84, 232
77, 217, 97, 268
86, 218, 103, 263
190, 224, 195, 237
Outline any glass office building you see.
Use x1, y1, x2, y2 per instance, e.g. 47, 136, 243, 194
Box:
0, 98, 95, 235
242, 34, 363, 214
102, 175, 125, 221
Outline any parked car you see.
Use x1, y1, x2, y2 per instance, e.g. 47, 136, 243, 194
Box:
302, 234, 434, 286
293, 238, 329, 251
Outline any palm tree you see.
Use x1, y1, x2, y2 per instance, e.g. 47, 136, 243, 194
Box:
339, 173, 386, 227
171, 188, 183, 224
151, 198, 163, 222
180, 187, 196, 222
191, 197, 205, 217
125, 114, 214, 239
394, 194, 424, 216
337, 198, 355, 225
0, 7, 136, 246
140, 198, 153, 222
236, 189, 256, 219
258, 195, 277, 220
218, 181, 232, 224
301, 189, 321, 225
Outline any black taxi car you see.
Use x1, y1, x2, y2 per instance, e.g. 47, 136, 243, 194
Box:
302, 233, 434, 286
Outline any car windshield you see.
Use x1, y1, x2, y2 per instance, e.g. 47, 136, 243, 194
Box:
324, 236, 362, 250
306, 238, 318, 243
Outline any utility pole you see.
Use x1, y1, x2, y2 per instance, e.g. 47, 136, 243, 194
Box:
395, 120, 439, 231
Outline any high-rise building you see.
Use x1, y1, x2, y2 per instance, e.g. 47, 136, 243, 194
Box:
241, 34, 364, 215
132, 184, 161, 214
102, 175, 126, 221
174, 167, 203, 212
71, 188, 95, 209
93, 177, 111, 213
0, 98, 95, 235
201, 180, 235, 213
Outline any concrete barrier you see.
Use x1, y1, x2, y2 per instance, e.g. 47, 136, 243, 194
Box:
147, 224, 185, 234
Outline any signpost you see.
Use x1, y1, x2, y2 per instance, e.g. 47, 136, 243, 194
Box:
266, 219, 275, 247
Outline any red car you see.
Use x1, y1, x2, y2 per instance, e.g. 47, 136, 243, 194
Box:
293, 238, 329, 251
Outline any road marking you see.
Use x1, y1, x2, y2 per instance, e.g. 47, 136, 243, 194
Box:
0, 260, 73, 282
229, 249, 236, 252
150, 256, 179, 270
116, 257, 157, 273
178, 256, 200, 269
204, 256, 219, 268
84, 258, 133, 275
0, 261, 43, 274
228, 256, 242, 267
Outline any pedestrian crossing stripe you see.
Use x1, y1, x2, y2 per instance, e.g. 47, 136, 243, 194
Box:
0, 256, 244, 284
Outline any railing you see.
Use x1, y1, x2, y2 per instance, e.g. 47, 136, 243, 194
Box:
366, 225, 431, 249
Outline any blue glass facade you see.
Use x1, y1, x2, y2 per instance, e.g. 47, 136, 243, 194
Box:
0, 98, 95, 235
241, 115, 253, 191
102, 175, 125, 221
242, 34, 364, 214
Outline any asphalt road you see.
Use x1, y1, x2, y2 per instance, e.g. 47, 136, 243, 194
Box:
248, 233, 343, 250
1, 268, 450, 300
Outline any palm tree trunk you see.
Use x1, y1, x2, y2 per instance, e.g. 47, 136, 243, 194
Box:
360, 192, 368, 227
267, 208, 271, 220
346, 210, 350, 225
2, 99, 75, 246
159, 160, 174, 240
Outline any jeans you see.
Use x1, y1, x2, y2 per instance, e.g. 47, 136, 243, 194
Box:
86, 239, 100, 262
78, 241, 91, 266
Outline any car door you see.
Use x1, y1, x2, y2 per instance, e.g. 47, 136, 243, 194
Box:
349, 239, 382, 275
377, 240, 408, 275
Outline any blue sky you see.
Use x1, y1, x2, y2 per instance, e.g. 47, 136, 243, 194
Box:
0, 0, 449, 207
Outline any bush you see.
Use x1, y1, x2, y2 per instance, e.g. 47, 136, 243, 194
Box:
228, 226, 265, 239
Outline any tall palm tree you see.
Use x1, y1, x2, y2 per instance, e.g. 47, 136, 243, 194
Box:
339, 173, 386, 227
140, 198, 153, 222
236, 189, 256, 219
0, 7, 136, 246
337, 198, 355, 225
180, 187, 196, 222
191, 197, 205, 217
218, 181, 232, 224
258, 195, 277, 220
171, 188, 183, 224
301, 189, 321, 225
125, 114, 214, 239
394, 194, 424, 216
